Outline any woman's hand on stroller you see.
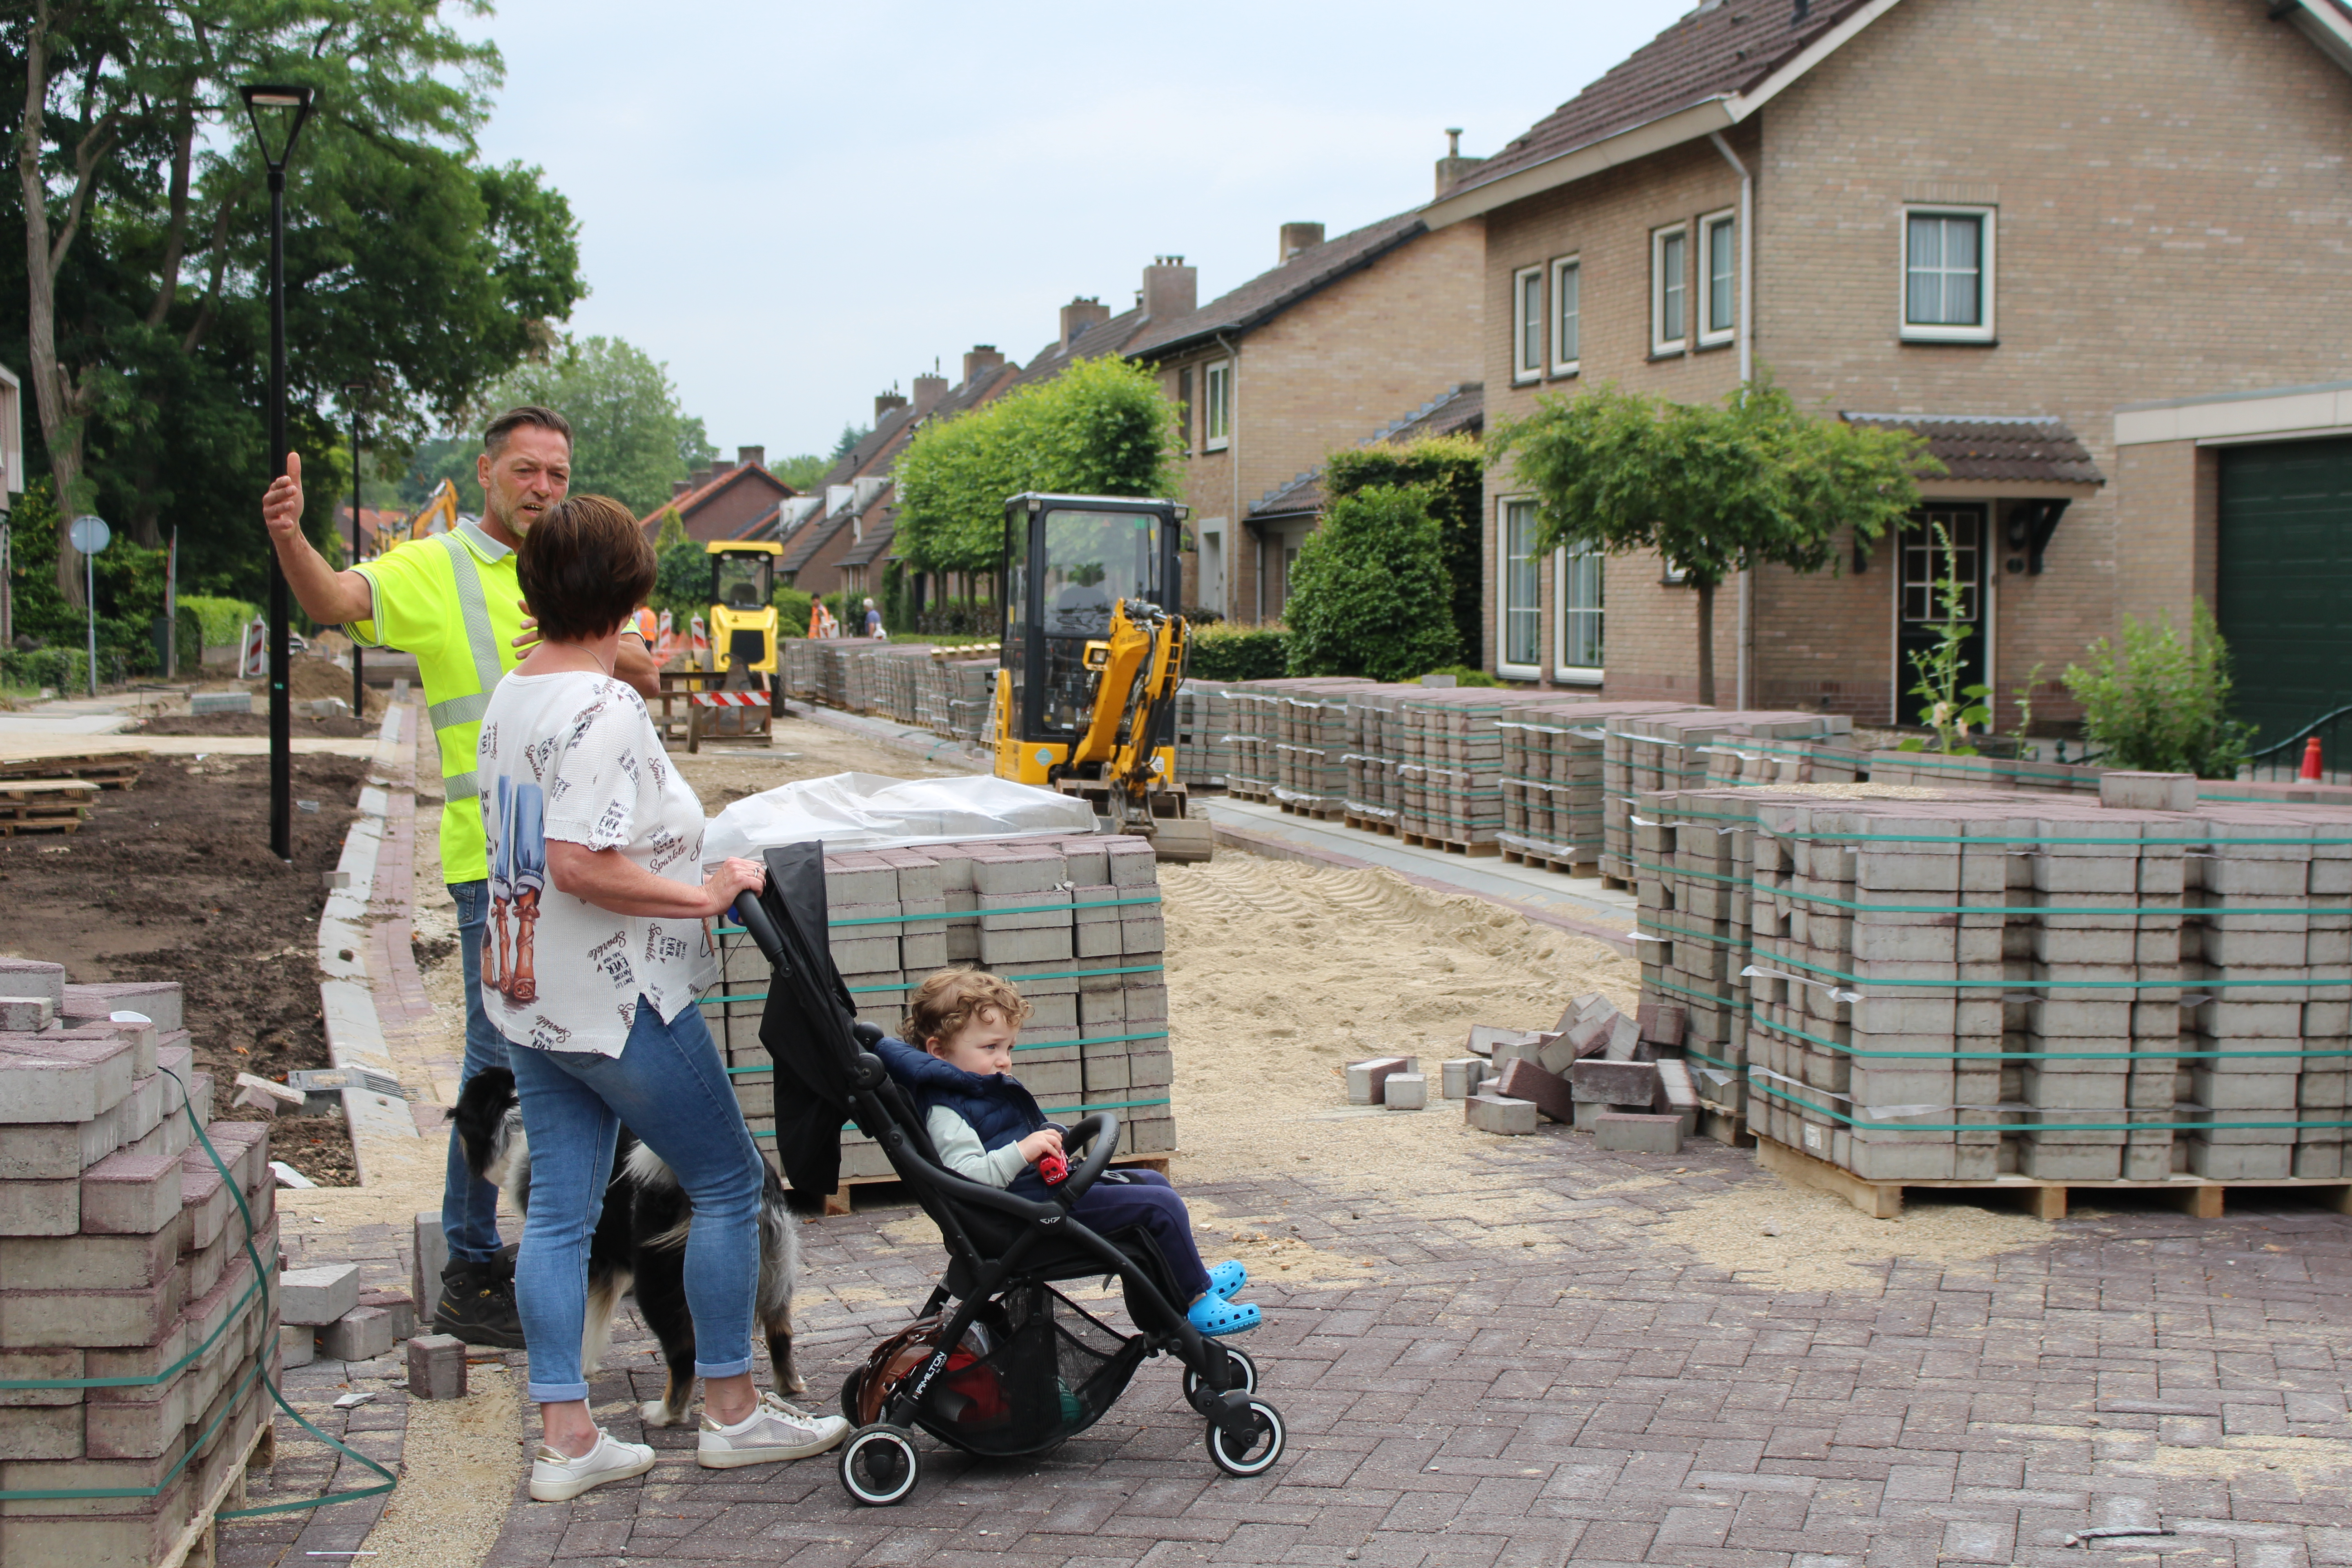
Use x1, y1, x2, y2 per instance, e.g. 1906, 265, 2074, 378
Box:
701, 857, 767, 918
1015, 1128, 1064, 1166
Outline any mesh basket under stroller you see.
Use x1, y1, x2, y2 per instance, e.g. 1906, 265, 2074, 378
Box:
732, 842, 1285, 1505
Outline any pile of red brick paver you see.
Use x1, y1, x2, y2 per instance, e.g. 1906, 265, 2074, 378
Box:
1638, 769, 2352, 1188
709, 835, 1174, 1191
444, 1124, 2352, 1568
0, 958, 279, 1568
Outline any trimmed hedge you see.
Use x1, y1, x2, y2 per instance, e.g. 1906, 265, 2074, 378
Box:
1187, 624, 1289, 681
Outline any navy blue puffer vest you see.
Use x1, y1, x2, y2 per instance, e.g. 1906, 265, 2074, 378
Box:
873, 1035, 1051, 1155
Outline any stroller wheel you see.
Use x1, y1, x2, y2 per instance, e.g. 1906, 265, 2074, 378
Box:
839, 1423, 922, 1507
839, 1370, 862, 1424
1182, 1345, 1258, 1402
1205, 1398, 1285, 1479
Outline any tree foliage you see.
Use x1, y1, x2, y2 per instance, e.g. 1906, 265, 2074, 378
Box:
1322, 433, 1485, 664
1283, 484, 1460, 683
1495, 376, 1930, 703
2063, 601, 2255, 778
895, 357, 1181, 576
466, 335, 715, 517
7, 0, 584, 604
648, 508, 706, 624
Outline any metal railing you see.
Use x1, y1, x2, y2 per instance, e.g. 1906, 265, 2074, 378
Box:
2244, 702, 2352, 781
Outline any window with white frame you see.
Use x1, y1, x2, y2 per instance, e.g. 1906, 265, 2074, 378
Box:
1202, 359, 1232, 449
1699, 209, 1736, 346
1551, 255, 1581, 375
1651, 223, 1688, 355
1498, 498, 1543, 675
1554, 543, 1603, 678
1512, 265, 1544, 383
1901, 207, 1995, 343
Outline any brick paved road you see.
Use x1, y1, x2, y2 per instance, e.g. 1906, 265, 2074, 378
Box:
395, 1125, 2352, 1568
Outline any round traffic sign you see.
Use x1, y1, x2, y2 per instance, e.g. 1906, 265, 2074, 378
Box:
68, 515, 111, 555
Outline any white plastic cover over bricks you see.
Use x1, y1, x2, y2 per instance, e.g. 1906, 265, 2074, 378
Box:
702, 771, 1097, 863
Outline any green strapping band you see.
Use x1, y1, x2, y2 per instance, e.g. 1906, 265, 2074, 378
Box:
0, 1069, 397, 1516
1756, 946, 2350, 991
1747, 1011, 2352, 1063
1744, 1071, 2352, 1135
1759, 886, 2352, 919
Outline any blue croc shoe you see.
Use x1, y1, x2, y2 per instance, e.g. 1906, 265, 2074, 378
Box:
1206, 1260, 1248, 1298
1188, 1295, 1262, 1337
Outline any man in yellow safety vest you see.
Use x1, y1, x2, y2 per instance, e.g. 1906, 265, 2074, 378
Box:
261, 405, 659, 1344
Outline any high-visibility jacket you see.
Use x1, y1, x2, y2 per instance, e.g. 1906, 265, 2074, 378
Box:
347, 520, 526, 885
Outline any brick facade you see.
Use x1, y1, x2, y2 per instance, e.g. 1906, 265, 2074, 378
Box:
1144, 220, 1484, 623
1469, 0, 2352, 729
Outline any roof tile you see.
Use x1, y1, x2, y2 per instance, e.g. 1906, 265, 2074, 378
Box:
1842, 412, 2107, 486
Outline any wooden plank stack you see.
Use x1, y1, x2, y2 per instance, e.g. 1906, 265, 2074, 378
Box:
706, 835, 1175, 1197
0, 961, 279, 1568
0, 779, 100, 836
0, 751, 147, 793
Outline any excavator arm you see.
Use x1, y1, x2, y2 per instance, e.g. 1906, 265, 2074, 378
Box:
1067, 599, 1186, 823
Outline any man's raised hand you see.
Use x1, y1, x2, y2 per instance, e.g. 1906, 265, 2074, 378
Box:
262, 452, 304, 541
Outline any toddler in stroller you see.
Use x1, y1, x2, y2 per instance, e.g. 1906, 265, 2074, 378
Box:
887, 968, 1262, 1336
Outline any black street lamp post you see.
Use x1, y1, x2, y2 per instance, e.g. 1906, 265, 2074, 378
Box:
241, 83, 314, 865
343, 383, 365, 715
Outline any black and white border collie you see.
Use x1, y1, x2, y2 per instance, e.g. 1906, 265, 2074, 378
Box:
452, 1066, 803, 1425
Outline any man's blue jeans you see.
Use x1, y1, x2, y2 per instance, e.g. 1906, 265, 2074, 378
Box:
446, 879, 510, 1265
504, 998, 764, 1403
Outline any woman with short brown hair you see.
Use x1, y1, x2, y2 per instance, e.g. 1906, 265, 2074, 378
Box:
478, 494, 846, 1502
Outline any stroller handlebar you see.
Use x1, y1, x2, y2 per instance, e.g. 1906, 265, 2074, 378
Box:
732, 889, 785, 960
1055, 1112, 1121, 1203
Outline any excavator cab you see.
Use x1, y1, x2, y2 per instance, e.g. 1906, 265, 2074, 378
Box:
706, 540, 782, 699
991, 494, 1210, 859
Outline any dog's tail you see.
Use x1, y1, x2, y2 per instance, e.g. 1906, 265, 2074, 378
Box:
452, 1066, 520, 1184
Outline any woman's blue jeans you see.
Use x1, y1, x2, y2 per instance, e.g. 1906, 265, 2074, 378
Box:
504, 998, 764, 1403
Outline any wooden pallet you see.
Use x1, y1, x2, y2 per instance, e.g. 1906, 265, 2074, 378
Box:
157, 1416, 274, 1568
820, 1153, 1173, 1216
1399, 831, 1500, 858
0, 749, 147, 790
1278, 801, 1345, 822
1757, 1132, 2352, 1222
1502, 846, 1595, 876
1343, 813, 1398, 837
0, 779, 96, 835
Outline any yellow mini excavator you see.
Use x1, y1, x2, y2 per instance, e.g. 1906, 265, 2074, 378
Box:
705, 539, 784, 706
989, 492, 1212, 861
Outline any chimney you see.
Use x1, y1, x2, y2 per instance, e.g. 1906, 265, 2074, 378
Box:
1278, 222, 1325, 263
912, 372, 949, 417
1142, 255, 1196, 323
1059, 296, 1111, 349
691, 465, 713, 487
710, 456, 735, 477
962, 344, 1006, 384
874, 390, 908, 422
1435, 127, 1488, 197
736, 445, 765, 470
671, 478, 693, 498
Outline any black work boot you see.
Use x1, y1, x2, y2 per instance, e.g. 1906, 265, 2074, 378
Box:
434, 1259, 527, 1348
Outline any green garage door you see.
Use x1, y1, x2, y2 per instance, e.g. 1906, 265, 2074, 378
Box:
2217, 437, 2352, 750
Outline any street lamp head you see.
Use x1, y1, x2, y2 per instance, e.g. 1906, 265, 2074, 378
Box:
239, 84, 315, 172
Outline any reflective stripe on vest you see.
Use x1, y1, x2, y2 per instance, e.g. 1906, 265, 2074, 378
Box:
425, 528, 508, 810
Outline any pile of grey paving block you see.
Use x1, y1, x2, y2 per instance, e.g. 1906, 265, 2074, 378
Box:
1599, 710, 1855, 883
707, 834, 1175, 1193
1498, 700, 1706, 870
1172, 681, 1236, 789
0, 958, 282, 1568
1642, 772, 2352, 1186
1348, 996, 1697, 1154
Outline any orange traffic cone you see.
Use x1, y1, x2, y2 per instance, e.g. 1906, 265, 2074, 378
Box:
2301, 735, 2324, 780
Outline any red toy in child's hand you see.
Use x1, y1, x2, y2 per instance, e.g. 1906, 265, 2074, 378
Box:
1038, 1151, 1069, 1186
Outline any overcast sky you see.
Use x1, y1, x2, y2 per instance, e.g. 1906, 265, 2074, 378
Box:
458, 0, 1693, 461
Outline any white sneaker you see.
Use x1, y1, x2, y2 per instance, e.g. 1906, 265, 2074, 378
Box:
528, 1428, 657, 1502
697, 1390, 851, 1469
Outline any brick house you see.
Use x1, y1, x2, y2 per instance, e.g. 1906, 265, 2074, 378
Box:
639, 446, 798, 544
1124, 206, 1484, 624
1431, 0, 2352, 740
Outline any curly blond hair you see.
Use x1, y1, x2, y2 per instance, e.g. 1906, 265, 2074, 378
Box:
902, 967, 1032, 1052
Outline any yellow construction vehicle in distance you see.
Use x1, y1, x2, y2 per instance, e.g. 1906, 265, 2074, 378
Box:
706, 539, 784, 708
989, 492, 1212, 861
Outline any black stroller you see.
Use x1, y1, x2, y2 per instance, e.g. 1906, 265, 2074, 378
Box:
734, 843, 1285, 1507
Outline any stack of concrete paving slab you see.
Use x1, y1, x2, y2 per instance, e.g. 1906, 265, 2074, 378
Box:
844, 643, 935, 722
707, 834, 1175, 1195
1862, 750, 2102, 794
0, 959, 281, 1568
1498, 701, 1706, 871
919, 656, 1000, 744
1338, 688, 1581, 852
1600, 710, 1854, 883
1171, 681, 1236, 789
1640, 776, 2352, 1186
1212, 678, 1369, 806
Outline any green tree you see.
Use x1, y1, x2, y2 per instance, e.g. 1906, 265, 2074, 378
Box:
769, 453, 828, 490
471, 335, 714, 516
895, 356, 1180, 578
648, 507, 707, 624
8, 0, 584, 606
1496, 376, 1929, 704
1284, 484, 1460, 683
1323, 433, 1485, 664
2063, 601, 2255, 777
829, 422, 870, 462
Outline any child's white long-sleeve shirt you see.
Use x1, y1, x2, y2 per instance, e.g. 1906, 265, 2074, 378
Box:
925, 1104, 1031, 1188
